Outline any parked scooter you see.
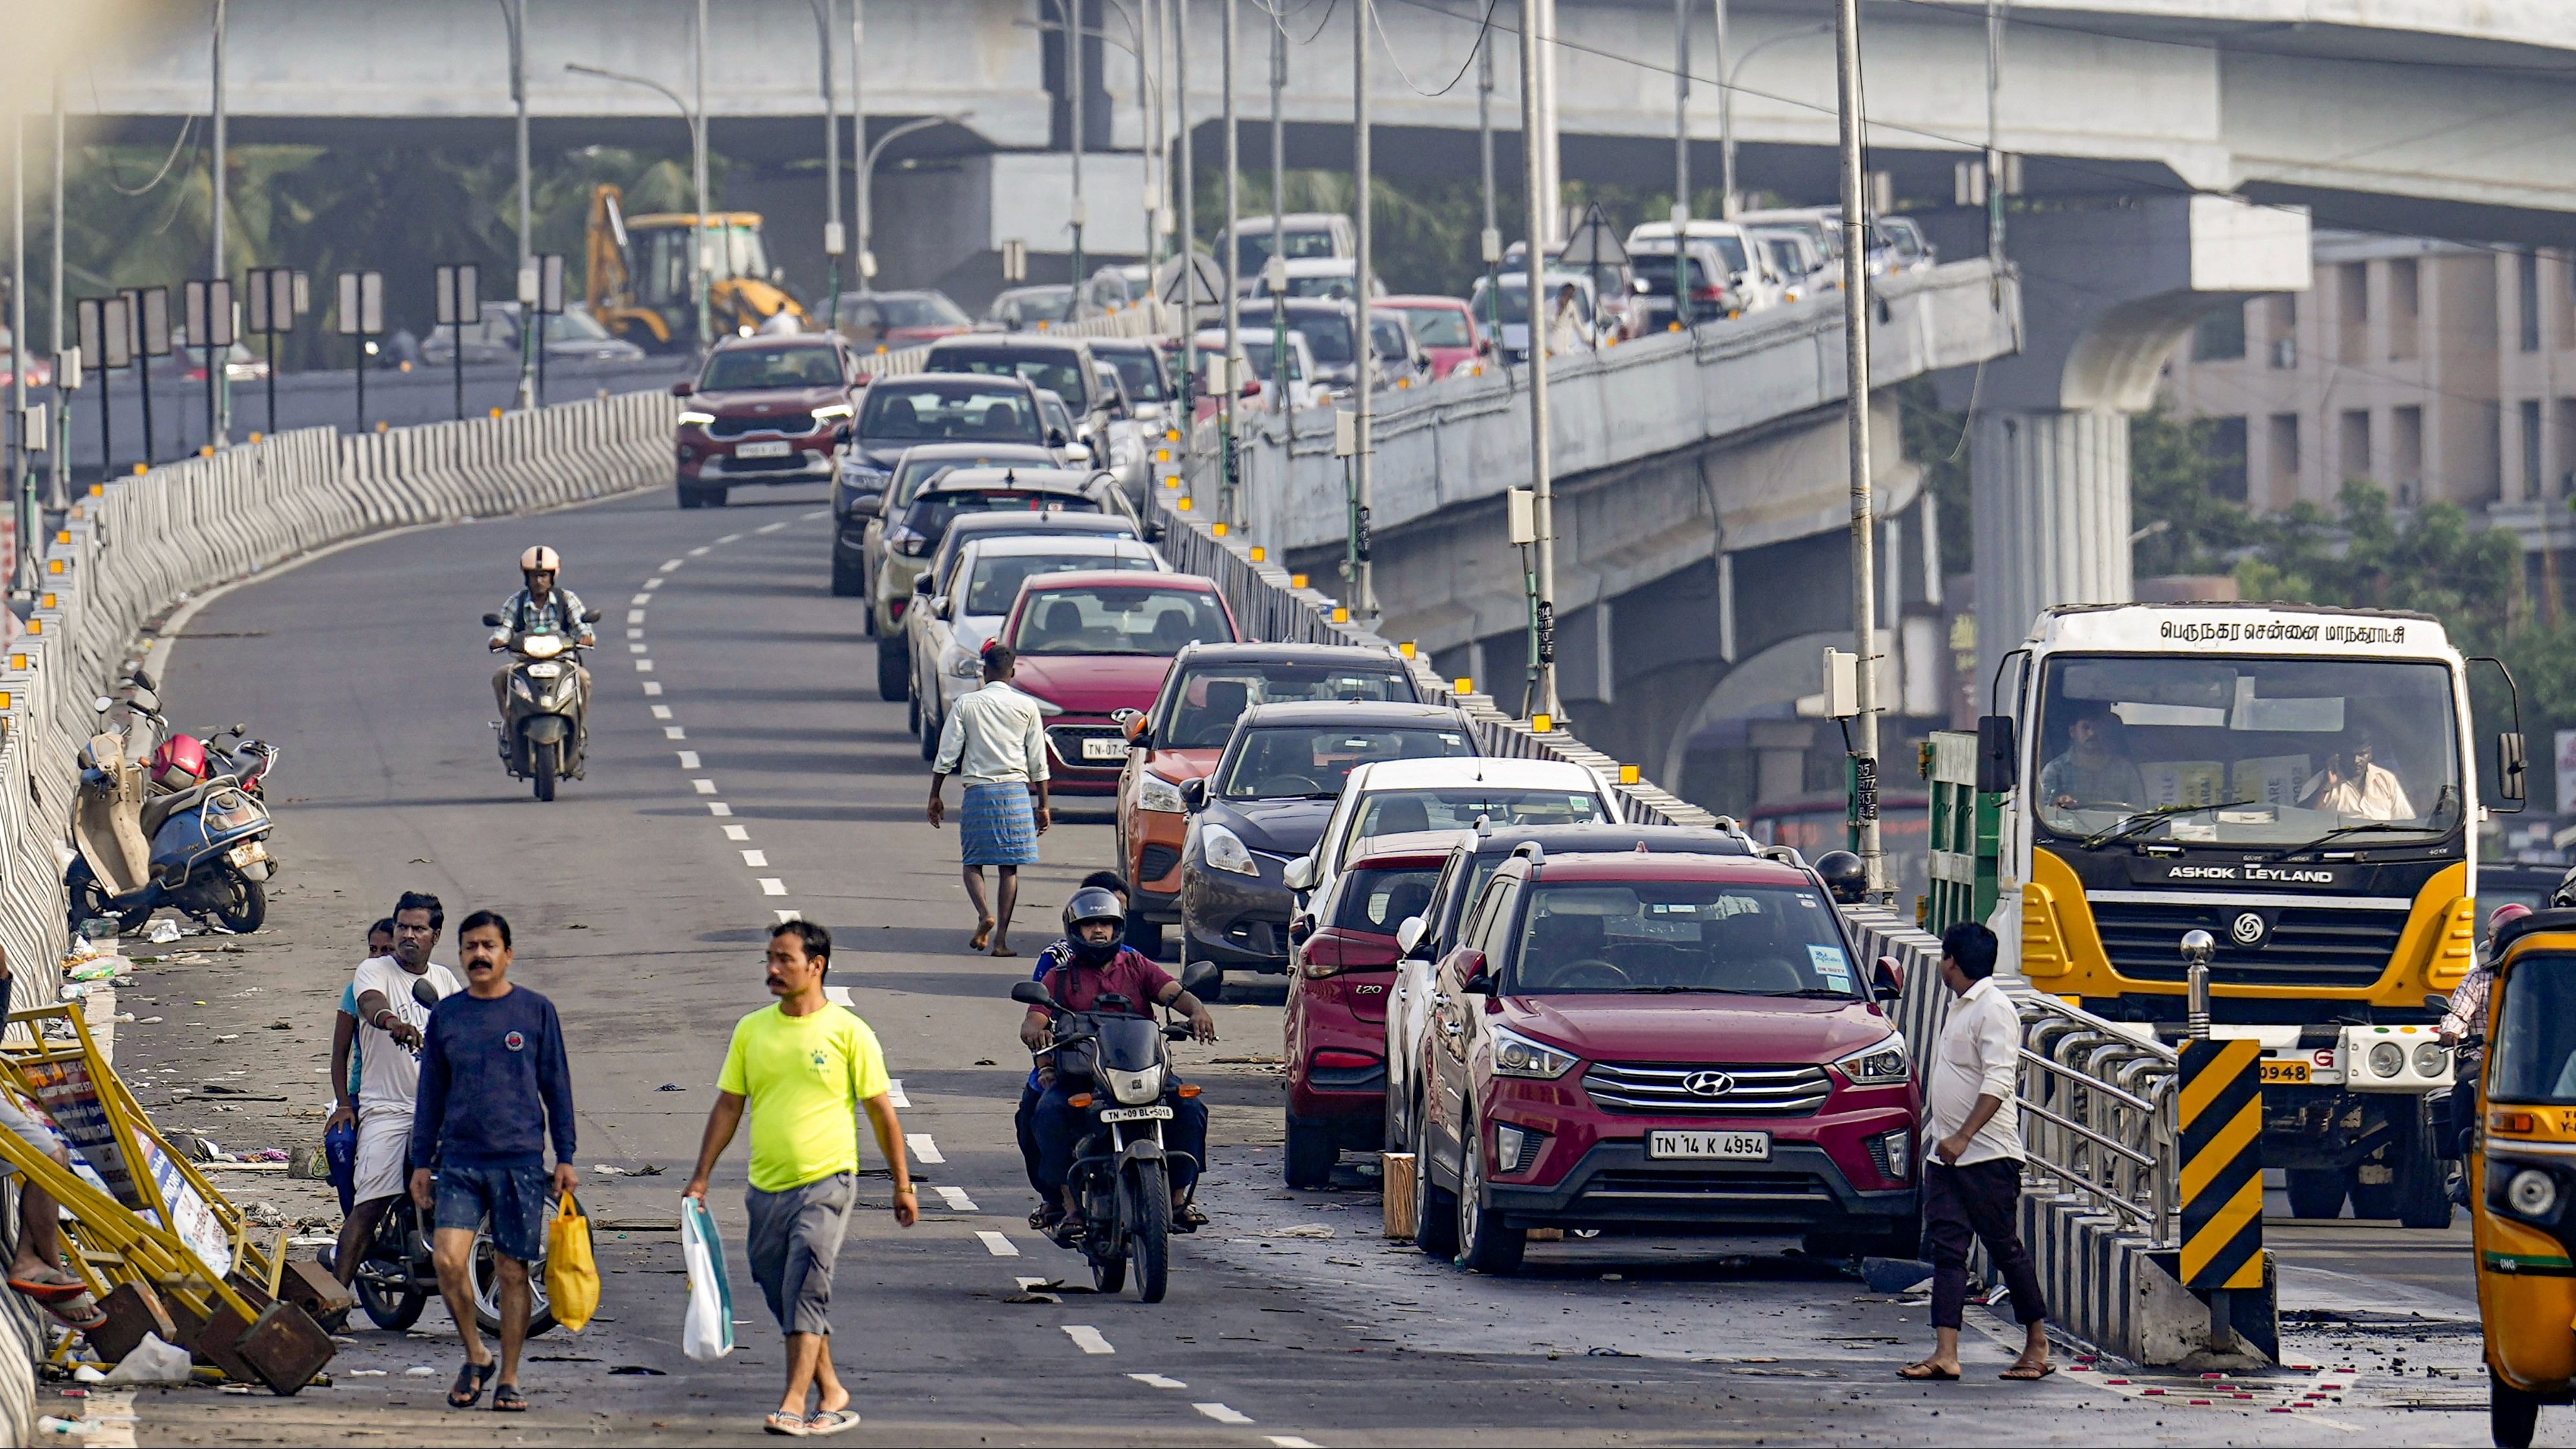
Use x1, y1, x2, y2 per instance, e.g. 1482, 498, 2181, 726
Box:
1010, 961, 1218, 1303
116, 669, 279, 801
484, 608, 601, 802
67, 686, 277, 934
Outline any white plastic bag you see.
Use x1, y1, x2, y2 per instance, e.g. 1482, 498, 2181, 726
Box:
102, 1331, 193, 1384
680, 1195, 735, 1362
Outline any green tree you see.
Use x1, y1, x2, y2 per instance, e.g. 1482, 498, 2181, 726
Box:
2130, 407, 2255, 576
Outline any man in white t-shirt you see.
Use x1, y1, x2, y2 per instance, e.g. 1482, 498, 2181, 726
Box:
330, 891, 462, 1287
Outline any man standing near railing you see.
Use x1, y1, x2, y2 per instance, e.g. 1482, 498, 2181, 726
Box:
1901, 922, 2054, 1384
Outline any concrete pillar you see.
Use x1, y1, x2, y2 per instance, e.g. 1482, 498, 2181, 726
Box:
1973, 408, 2132, 678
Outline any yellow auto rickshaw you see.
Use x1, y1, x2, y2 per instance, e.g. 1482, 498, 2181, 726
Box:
2473, 908, 2576, 1446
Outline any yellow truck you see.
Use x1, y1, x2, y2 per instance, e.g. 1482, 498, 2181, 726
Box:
585, 183, 806, 350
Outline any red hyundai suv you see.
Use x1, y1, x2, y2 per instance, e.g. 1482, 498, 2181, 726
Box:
1407, 847, 1919, 1274
1283, 833, 1456, 1188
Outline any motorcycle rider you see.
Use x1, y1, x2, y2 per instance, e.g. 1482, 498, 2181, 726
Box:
1021, 888, 1217, 1240
489, 546, 595, 762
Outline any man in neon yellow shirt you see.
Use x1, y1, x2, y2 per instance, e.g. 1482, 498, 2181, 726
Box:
684, 921, 917, 1437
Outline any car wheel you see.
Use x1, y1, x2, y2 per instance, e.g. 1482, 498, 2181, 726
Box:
2392, 1100, 2452, 1229
2493, 1368, 2542, 1449
830, 553, 865, 597
1410, 1095, 1459, 1260
676, 483, 702, 509
706, 486, 729, 507
1455, 1117, 1524, 1276
876, 640, 909, 703
1284, 1115, 1336, 1191
906, 692, 920, 737
1127, 917, 1167, 961
918, 708, 939, 762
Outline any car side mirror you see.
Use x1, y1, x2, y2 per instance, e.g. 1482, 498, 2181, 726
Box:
669, 380, 693, 397
2500, 731, 2529, 803
833, 424, 852, 446
851, 494, 882, 518
1047, 428, 1068, 448
482, 613, 506, 627
1396, 915, 1427, 958
913, 574, 935, 596
1180, 778, 1207, 812
2425, 993, 2454, 1014
1282, 856, 1315, 891
1288, 917, 1315, 948
1142, 521, 1165, 543
931, 596, 953, 619
1873, 955, 1906, 1003
580, 608, 603, 624
1180, 959, 1222, 998
1010, 981, 1054, 1008
1457, 951, 1495, 995
1976, 714, 2017, 794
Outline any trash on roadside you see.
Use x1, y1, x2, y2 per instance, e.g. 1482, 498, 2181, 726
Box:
33, 1414, 94, 1436
69, 1366, 105, 1384
146, 919, 182, 945
100, 1333, 191, 1385
403, 1366, 436, 1377
240, 1148, 288, 1162
1267, 1225, 1336, 1240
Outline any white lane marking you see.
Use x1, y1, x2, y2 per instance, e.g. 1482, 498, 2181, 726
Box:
907, 1133, 945, 1164
627, 609, 645, 624
757, 521, 788, 534
1062, 1325, 1114, 1356
824, 985, 852, 1007
651, 704, 673, 720
636, 659, 655, 672
676, 751, 701, 768
742, 849, 768, 867
662, 558, 684, 571
759, 878, 788, 896
689, 545, 711, 556
975, 1230, 1018, 1257
693, 779, 719, 794
643, 681, 664, 695
780, 909, 806, 924
887, 1079, 911, 1107
1268, 1439, 1321, 1448
708, 801, 733, 816
803, 507, 828, 519
627, 628, 645, 640
629, 642, 649, 654
718, 533, 742, 543
1196, 1404, 1255, 1426
1129, 1373, 1187, 1390
631, 593, 652, 605
645, 577, 665, 589
933, 1185, 975, 1212
722, 824, 750, 841
664, 726, 687, 739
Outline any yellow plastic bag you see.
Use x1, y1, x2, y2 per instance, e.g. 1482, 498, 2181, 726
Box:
546, 1192, 600, 1333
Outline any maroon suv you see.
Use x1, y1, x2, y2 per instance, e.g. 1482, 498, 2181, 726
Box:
1408, 848, 1919, 1274
671, 335, 862, 508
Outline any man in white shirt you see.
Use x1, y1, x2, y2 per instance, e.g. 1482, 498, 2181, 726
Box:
2300, 728, 2414, 822
1901, 922, 2053, 1384
926, 642, 1053, 957
330, 891, 464, 1288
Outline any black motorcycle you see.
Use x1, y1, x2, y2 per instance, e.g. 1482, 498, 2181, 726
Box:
1012, 963, 1217, 1303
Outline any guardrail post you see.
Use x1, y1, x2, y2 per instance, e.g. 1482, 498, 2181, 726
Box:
2175, 928, 2273, 1362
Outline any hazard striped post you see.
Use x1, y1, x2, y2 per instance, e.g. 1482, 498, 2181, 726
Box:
2176, 929, 2263, 1351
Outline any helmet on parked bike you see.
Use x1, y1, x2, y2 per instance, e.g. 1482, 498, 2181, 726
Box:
149, 734, 210, 793
519, 545, 561, 575
1063, 888, 1126, 934
2492, 901, 2536, 935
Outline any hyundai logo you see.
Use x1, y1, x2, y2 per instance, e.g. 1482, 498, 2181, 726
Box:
2229, 911, 2268, 947
1682, 1071, 1735, 1098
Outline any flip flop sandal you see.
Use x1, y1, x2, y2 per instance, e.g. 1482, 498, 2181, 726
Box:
804, 1410, 861, 1435
492, 1382, 528, 1413
2000, 1364, 2057, 1381
1897, 1362, 1960, 1382
43, 1292, 105, 1333
8, 1270, 89, 1304
1172, 1203, 1209, 1234
448, 1358, 495, 1409
763, 1412, 810, 1437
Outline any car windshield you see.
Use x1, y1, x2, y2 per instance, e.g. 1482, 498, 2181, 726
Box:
1285, 274, 1361, 300
1370, 317, 1411, 360
1235, 228, 1340, 270
966, 551, 1153, 615
1289, 312, 1356, 364
860, 383, 1043, 444
1334, 866, 1442, 933
548, 308, 614, 342
1206, 338, 1304, 383
889, 451, 1050, 506
1764, 237, 1809, 274
1701, 235, 1751, 272
902, 489, 1100, 543
1508, 880, 1857, 996
874, 294, 969, 329
933, 349, 1090, 409
2033, 653, 2463, 849
1467, 280, 1588, 327
1396, 307, 1472, 348
1159, 663, 1418, 747
1011, 585, 1233, 656
2489, 957, 2576, 1102
1097, 347, 1169, 402
1631, 254, 1716, 296
995, 287, 1075, 323
1343, 788, 1603, 861
700, 346, 843, 390
1219, 726, 1476, 800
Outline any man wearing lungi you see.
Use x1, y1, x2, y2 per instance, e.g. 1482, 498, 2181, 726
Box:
927, 641, 1053, 956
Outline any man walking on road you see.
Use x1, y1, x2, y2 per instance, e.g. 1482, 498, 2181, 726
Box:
927, 641, 1052, 956
1902, 922, 2052, 1383
685, 921, 918, 1437
332, 894, 458, 1289
409, 910, 578, 1414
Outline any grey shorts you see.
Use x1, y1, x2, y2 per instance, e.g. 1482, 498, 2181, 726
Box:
746, 1173, 854, 1338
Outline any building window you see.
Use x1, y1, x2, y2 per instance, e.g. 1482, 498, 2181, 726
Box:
2341, 409, 2372, 481
2388, 259, 2419, 361
2192, 304, 2247, 362
2522, 249, 2544, 353
2267, 294, 2299, 367
2393, 405, 2423, 490
2269, 413, 2300, 500
2526, 398, 2546, 496
2339, 264, 2368, 364
2203, 417, 2247, 500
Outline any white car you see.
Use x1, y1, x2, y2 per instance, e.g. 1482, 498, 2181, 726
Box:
1193, 327, 1332, 412
1625, 219, 1789, 312
1245, 257, 1385, 301
908, 532, 1168, 747
1748, 227, 1830, 304
1281, 756, 1621, 926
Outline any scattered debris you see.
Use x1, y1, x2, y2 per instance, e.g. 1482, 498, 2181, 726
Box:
1267, 1225, 1336, 1240
608, 1365, 666, 1376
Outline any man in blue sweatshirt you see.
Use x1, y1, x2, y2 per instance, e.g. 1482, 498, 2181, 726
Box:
409, 910, 578, 1415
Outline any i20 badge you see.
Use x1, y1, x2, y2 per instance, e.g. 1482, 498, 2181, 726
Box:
2229, 911, 2268, 947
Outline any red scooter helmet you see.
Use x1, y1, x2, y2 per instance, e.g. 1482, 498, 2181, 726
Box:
150, 734, 210, 792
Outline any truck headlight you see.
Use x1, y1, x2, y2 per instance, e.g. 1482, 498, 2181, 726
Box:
1491, 1026, 1577, 1080
2511, 1168, 2558, 1219
2413, 1042, 2448, 1078
1138, 772, 1187, 814
2369, 1041, 2405, 1078
1832, 1034, 1910, 1087
1200, 823, 1259, 877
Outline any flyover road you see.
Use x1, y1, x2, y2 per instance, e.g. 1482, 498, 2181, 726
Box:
93, 479, 2491, 1446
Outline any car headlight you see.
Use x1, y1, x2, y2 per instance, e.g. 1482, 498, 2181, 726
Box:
2510, 1168, 2559, 1219
1200, 823, 1260, 877
1491, 1026, 1577, 1080
2413, 1042, 2448, 1078
812, 402, 854, 424
677, 409, 716, 428
2368, 1041, 2405, 1078
1832, 1034, 1910, 1087
1137, 772, 1187, 814
946, 650, 982, 679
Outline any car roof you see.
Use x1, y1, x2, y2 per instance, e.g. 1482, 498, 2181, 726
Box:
1515, 852, 1813, 886
920, 466, 1105, 495
1461, 823, 1754, 858
1237, 701, 1467, 728
1348, 830, 1476, 868
1378, 294, 1467, 309
1172, 642, 1404, 666
893, 441, 1058, 463
1085, 335, 1156, 353
1350, 757, 1602, 791
870, 372, 1038, 395
927, 336, 1088, 357
710, 334, 838, 353
966, 532, 1151, 557
1017, 568, 1213, 591
942, 512, 1139, 545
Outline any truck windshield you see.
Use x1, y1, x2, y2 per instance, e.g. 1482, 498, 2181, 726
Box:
1508, 880, 1856, 996
2033, 654, 2462, 849
2491, 957, 2576, 1102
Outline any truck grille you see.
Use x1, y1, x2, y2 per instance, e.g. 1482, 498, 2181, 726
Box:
2090, 897, 2408, 990
1582, 1062, 1832, 1117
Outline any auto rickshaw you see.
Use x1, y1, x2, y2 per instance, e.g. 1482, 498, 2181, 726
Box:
2471, 908, 2576, 1446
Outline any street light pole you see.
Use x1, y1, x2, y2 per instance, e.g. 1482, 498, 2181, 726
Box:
1478, 26, 1499, 350
211, 0, 231, 442
850, 0, 868, 286
1832, 0, 1881, 893
693, 0, 712, 353
1220, 0, 1239, 525
1269, 6, 1288, 459
1176, 0, 1196, 491
9, 103, 26, 583
50, 75, 67, 505
565, 60, 711, 349
1054, 0, 1086, 308
1672, 0, 1691, 328
803, 0, 843, 333
1714, 0, 1733, 217
1519, 0, 1559, 719
510, 0, 536, 410
1353, 0, 1377, 624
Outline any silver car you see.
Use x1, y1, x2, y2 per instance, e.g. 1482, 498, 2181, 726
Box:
906, 532, 1169, 754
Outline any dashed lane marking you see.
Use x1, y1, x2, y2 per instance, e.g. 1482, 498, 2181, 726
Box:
935, 1186, 976, 1212
887, 1080, 911, 1107
759, 878, 788, 896
627, 629, 645, 641
645, 577, 665, 589
1063, 1325, 1115, 1356
677, 751, 701, 768
718, 533, 742, 543
636, 659, 655, 672
722, 824, 750, 841
689, 545, 711, 556
757, 521, 788, 534
665, 726, 686, 739
627, 609, 645, 624
1129, 1373, 1187, 1390
803, 508, 828, 519
642, 681, 664, 695
693, 779, 719, 794
907, 1133, 945, 1164
1268, 1439, 1321, 1448
1196, 1404, 1255, 1426
631, 593, 652, 605
742, 850, 768, 867
651, 704, 673, 720
777, 908, 804, 923
630, 642, 649, 653
662, 558, 684, 571
975, 1230, 1019, 1257
707, 801, 732, 816
825, 986, 852, 1007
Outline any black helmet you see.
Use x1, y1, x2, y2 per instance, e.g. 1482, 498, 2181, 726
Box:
1813, 851, 1867, 905
1063, 887, 1127, 933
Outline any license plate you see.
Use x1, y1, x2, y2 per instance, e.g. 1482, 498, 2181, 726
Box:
2261, 1060, 2311, 1085
1647, 1129, 1770, 1161
227, 840, 269, 867
737, 440, 794, 459
1098, 1105, 1173, 1123
1082, 737, 1127, 761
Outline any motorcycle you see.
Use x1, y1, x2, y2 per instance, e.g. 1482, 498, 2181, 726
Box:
67, 687, 277, 935
347, 978, 559, 1336
1010, 961, 1218, 1303
484, 609, 601, 803
118, 670, 279, 801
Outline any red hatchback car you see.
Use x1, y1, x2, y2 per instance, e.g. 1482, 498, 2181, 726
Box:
999, 571, 1240, 797
1408, 847, 1920, 1274
1284, 833, 1456, 1188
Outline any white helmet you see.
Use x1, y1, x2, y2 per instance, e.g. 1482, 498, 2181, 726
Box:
519, 545, 561, 574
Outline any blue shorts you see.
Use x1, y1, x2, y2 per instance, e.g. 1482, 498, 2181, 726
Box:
434, 1161, 553, 1264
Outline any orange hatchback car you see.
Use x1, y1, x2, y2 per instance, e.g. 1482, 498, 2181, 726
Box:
1112, 643, 1420, 959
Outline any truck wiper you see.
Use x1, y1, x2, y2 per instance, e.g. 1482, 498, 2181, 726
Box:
2263, 791, 2458, 862
2081, 800, 2257, 851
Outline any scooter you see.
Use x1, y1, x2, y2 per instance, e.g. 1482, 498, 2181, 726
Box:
484, 608, 601, 803
67, 690, 277, 934
1010, 961, 1217, 1303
